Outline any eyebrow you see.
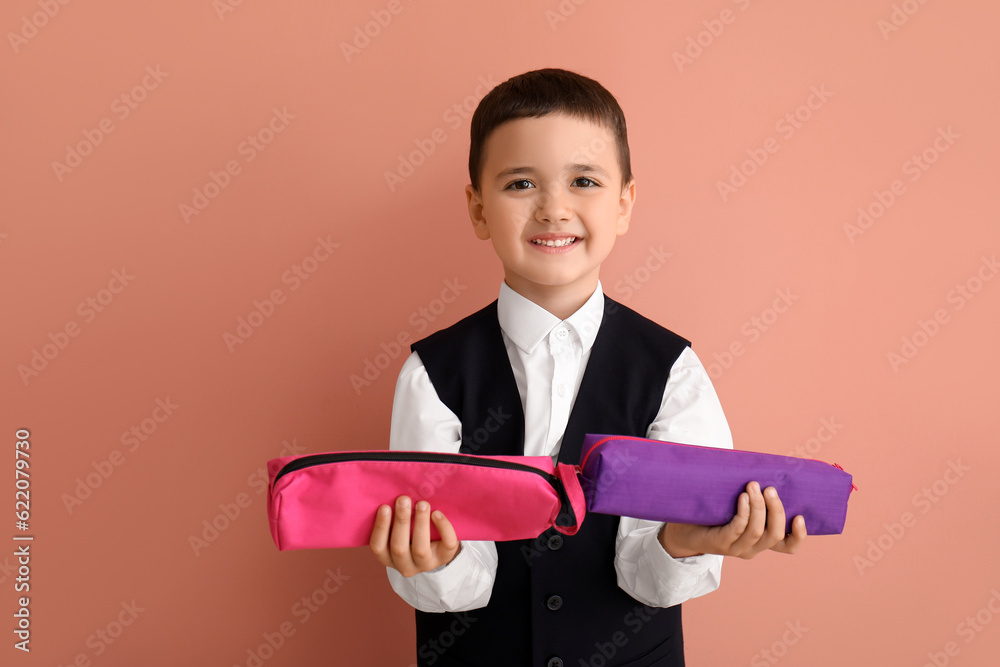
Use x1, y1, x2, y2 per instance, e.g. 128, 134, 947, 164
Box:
494, 163, 609, 182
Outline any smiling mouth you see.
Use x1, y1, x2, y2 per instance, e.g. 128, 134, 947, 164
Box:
530, 237, 579, 248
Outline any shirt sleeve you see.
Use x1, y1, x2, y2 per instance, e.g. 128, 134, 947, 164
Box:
384, 350, 498, 613
614, 346, 733, 608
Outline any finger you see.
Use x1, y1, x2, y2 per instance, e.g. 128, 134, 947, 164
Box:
369, 504, 393, 565
410, 500, 433, 569
725, 491, 750, 541
731, 482, 766, 556
389, 496, 414, 573
773, 515, 808, 554
760, 486, 787, 548
430, 508, 460, 554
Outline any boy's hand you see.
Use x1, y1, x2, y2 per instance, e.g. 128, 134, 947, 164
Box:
658, 481, 807, 559
369, 495, 462, 577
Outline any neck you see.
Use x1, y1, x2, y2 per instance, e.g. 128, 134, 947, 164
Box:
504, 276, 598, 321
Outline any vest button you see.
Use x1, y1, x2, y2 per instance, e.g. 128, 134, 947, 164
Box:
547, 658, 564, 667
546, 595, 563, 611
547, 534, 564, 551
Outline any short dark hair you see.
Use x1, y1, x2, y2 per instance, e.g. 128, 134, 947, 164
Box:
468, 68, 632, 192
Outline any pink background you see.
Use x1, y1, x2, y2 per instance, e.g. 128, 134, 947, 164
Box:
4, 1, 998, 665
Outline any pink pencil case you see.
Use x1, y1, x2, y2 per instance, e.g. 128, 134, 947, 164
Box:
578, 434, 856, 535
266, 450, 586, 551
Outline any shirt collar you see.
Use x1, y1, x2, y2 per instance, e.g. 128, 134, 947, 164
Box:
497, 280, 605, 355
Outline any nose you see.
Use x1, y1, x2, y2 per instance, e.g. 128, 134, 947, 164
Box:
535, 184, 572, 224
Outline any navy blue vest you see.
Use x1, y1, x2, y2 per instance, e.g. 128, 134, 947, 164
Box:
410, 296, 691, 667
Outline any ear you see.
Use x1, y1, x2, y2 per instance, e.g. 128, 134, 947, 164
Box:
466, 184, 491, 240
616, 179, 635, 237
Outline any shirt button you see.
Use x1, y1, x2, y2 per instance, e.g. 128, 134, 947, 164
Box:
547, 534, 564, 551
547, 658, 564, 667
546, 595, 563, 611
555, 327, 569, 340
556, 383, 568, 398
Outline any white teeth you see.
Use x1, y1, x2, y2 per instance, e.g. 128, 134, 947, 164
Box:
532, 237, 577, 247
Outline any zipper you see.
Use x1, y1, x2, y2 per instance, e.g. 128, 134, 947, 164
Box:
579, 435, 857, 493
831, 463, 859, 491
579, 435, 656, 471
274, 450, 579, 525
579, 435, 731, 471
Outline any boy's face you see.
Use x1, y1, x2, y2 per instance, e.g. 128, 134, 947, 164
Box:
466, 113, 635, 307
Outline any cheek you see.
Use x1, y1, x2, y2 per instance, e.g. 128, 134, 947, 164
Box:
489, 215, 530, 247
507, 207, 536, 238
580, 201, 619, 231
489, 199, 532, 224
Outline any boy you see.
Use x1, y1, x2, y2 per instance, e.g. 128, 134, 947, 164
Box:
370, 68, 806, 667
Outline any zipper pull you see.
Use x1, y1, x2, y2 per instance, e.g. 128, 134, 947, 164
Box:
831, 462, 859, 492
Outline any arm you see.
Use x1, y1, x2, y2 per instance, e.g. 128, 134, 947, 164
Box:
615, 348, 807, 608
373, 351, 498, 613
614, 346, 731, 608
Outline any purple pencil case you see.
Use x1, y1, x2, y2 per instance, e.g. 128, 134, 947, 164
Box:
578, 434, 855, 535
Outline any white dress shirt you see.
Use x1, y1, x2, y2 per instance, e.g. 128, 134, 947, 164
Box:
386, 280, 733, 613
